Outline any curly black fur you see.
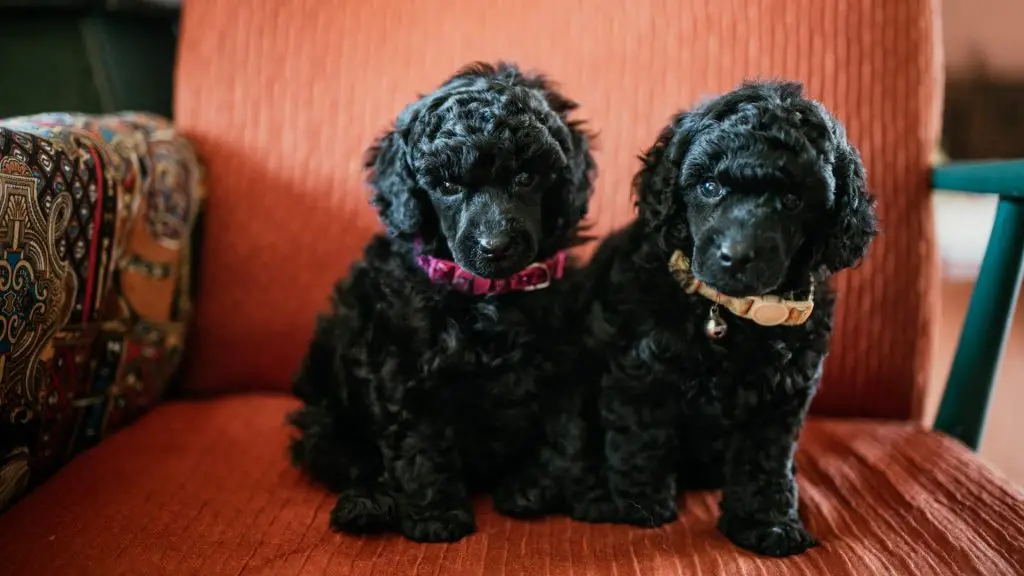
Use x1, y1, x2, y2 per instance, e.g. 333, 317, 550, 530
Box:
287, 62, 596, 543
568, 81, 878, 557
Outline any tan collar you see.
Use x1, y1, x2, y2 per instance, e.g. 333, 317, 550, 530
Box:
667, 250, 814, 327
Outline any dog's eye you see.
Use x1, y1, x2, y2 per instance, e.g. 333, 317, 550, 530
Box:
439, 182, 462, 196
698, 180, 724, 200
515, 174, 539, 189
781, 193, 803, 211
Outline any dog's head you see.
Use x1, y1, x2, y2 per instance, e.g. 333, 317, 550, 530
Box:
635, 81, 878, 296
366, 62, 595, 279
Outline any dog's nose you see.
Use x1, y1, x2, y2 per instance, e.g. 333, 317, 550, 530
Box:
718, 241, 754, 269
479, 233, 512, 258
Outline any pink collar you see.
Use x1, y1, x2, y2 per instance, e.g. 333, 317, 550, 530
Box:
415, 248, 567, 296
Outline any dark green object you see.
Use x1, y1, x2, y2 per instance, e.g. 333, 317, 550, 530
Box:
80, 14, 177, 117
933, 160, 1024, 199
0, 9, 177, 119
0, 15, 106, 116
934, 161, 1024, 450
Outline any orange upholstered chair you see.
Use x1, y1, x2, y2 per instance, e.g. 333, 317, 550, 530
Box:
1, 1, 1022, 574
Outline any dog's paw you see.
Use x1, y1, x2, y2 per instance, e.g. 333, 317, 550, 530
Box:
717, 515, 818, 557
493, 477, 559, 518
400, 507, 476, 543
570, 495, 678, 528
329, 490, 397, 534
329, 490, 396, 533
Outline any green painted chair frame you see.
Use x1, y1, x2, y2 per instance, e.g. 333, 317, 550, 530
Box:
933, 160, 1024, 450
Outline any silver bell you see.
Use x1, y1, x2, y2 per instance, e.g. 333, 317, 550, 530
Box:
705, 308, 728, 339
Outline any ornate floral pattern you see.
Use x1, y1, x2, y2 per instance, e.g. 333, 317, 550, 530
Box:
0, 113, 203, 512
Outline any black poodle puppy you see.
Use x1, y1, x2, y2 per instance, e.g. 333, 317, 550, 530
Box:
571, 81, 878, 557
287, 62, 595, 543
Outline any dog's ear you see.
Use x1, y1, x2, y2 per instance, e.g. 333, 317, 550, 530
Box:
509, 66, 596, 239
820, 120, 879, 273
365, 107, 431, 238
634, 111, 699, 231
548, 114, 596, 239
536, 114, 596, 242
563, 119, 597, 229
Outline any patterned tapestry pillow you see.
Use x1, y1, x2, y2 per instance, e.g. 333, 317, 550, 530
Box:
0, 113, 203, 512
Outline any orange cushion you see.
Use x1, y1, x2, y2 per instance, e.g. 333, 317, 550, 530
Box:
1, 395, 1020, 575
174, 0, 941, 420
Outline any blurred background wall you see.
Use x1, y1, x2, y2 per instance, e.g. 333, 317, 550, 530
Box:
944, 0, 1024, 78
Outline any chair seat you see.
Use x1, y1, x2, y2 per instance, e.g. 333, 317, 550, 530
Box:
1, 395, 1021, 576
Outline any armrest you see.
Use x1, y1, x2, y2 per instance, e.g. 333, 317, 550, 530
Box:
933, 160, 1024, 450
0, 113, 203, 512
933, 160, 1024, 198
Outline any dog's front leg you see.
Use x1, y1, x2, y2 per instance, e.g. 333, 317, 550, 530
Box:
717, 384, 817, 557
384, 419, 476, 542
492, 442, 567, 519
493, 392, 586, 519
570, 372, 679, 527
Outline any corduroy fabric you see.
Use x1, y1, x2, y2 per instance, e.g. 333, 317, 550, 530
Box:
173, 0, 942, 420
0, 395, 1021, 576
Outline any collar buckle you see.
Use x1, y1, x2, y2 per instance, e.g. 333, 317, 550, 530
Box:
520, 262, 552, 292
